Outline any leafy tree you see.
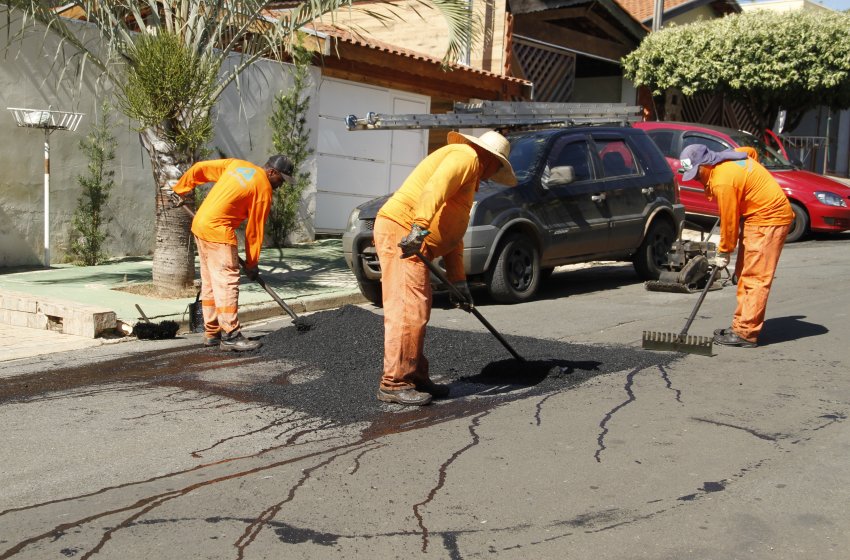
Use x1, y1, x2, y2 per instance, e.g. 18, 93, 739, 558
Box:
70, 102, 116, 265
3, 0, 477, 295
622, 10, 850, 131
268, 43, 313, 248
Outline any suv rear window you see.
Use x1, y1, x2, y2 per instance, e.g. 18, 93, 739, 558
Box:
596, 139, 639, 177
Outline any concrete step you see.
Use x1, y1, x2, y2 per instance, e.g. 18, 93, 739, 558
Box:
0, 289, 116, 338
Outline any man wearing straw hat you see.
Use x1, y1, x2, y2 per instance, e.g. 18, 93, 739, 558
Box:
374, 130, 518, 406
678, 144, 793, 349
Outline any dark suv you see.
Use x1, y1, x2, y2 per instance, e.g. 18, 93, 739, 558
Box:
342, 126, 685, 304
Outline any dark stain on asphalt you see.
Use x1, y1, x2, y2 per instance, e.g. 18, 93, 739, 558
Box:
0, 305, 685, 559
0, 305, 679, 432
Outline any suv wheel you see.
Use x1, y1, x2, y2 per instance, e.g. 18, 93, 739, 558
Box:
358, 282, 383, 307
785, 202, 809, 243
487, 233, 540, 303
633, 220, 675, 281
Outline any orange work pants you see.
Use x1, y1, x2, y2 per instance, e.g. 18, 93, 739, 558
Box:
195, 237, 241, 338
731, 223, 789, 342
374, 216, 433, 390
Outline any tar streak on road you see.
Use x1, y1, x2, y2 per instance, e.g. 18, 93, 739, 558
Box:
0, 305, 679, 432
0, 305, 686, 559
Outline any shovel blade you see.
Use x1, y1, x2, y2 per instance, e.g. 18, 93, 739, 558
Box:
642, 330, 713, 356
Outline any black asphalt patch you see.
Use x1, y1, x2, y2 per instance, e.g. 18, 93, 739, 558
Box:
243, 305, 679, 425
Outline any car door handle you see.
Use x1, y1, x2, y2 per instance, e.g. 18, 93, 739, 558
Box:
642, 187, 655, 196
591, 193, 607, 203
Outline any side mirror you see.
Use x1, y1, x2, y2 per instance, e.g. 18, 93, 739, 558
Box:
542, 165, 575, 188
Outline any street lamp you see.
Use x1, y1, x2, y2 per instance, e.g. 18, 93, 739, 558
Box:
7, 107, 84, 268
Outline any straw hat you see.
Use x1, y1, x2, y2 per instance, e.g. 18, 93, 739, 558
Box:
447, 130, 517, 187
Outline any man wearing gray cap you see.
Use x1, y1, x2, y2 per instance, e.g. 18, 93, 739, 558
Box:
679, 144, 793, 348
172, 155, 294, 351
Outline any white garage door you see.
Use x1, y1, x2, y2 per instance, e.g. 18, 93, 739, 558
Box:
315, 77, 429, 233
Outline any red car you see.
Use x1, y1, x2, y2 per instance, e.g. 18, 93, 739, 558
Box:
635, 121, 850, 242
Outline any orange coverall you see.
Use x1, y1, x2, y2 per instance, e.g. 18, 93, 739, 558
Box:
706, 155, 793, 343
375, 143, 484, 390
173, 159, 273, 338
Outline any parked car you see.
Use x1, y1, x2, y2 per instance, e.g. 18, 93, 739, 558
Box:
635, 121, 850, 242
342, 126, 685, 305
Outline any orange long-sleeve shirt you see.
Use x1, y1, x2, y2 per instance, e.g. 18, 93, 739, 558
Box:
706, 156, 793, 253
173, 159, 273, 269
377, 144, 483, 282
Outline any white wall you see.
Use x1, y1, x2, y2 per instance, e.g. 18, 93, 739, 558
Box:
0, 11, 434, 264
0, 14, 151, 267
0, 11, 303, 266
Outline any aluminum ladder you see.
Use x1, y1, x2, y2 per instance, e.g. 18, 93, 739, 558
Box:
345, 101, 642, 131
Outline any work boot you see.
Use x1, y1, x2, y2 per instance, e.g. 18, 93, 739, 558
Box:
376, 387, 432, 406
220, 332, 262, 352
713, 328, 732, 337
203, 333, 221, 348
713, 331, 757, 348
415, 380, 450, 399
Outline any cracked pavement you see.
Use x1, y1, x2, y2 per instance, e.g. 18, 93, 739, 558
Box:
1, 234, 848, 559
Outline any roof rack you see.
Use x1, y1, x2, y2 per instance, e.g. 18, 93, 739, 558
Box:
345, 101, 641, 131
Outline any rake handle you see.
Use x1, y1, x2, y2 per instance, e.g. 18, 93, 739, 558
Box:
679, 265, 721, 337
177, 202, 300, 322
413, 249, 525, 363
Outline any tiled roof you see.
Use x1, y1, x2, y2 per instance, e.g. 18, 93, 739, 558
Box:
614, 0, 695, 22
295, 21, 529, 86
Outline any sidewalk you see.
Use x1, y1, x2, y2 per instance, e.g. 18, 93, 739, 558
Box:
0, 239, 366, 361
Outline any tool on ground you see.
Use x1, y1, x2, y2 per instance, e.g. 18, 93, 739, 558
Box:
642, 265, 722, 356
175, 200, 313, 332
132, 303, 179, 340
412, 249, 525, 363
645, 219, 724, 294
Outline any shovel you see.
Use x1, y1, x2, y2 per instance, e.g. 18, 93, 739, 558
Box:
177, 203, 313, 332
413, 249, 525, 362
642, 265, 721, 356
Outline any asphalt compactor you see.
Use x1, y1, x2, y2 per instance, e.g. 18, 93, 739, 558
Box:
645, 222, 730, 294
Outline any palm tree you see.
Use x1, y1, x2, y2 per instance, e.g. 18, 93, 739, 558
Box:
3, 0, 477, 294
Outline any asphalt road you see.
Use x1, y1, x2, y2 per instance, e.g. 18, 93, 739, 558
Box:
1, 233, 848, 559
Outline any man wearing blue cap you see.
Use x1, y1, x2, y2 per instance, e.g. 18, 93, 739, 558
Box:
679, 144, 793, 348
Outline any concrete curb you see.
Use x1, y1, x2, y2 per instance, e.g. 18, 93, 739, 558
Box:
178, 289, 369, 333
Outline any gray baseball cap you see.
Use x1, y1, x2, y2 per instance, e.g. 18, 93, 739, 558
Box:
679, 144, 747, 181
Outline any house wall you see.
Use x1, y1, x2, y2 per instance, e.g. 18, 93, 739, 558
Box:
573, 77, 625, 103
330, 0, 509, 74
662, 5, 718, 26
739, 0, 832, 14
0, 12, 307, 267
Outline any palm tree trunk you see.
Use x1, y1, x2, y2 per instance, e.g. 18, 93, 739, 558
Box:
140, 127, 196, 295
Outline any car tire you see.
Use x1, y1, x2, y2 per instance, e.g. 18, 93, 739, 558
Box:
785, 202, 809, 243
633, 220, 675, 281
358, 282, 383, 307
487, 233, 541, 303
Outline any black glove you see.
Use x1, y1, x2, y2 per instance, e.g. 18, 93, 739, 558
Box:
449, 281, 473, 311
244, 266, 259, 281
398, 224, 430, 258
168, 191, 185, 208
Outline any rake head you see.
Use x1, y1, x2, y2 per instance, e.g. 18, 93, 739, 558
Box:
642, 330, 713, 356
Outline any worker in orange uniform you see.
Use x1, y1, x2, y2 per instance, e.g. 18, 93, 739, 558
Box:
679, 144, 793, 348
170, 155, 294, 351
374, 131, 517, 406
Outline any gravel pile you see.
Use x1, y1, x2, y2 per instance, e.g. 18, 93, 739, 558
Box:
246, 305, 678, 426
